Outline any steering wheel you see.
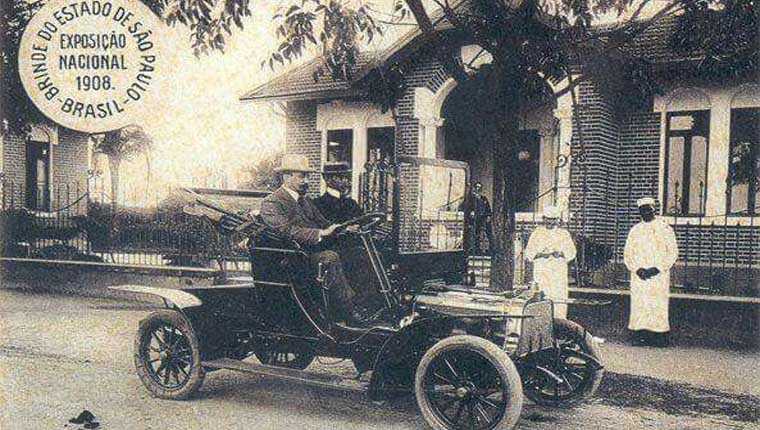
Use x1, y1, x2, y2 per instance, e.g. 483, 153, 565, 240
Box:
335, 212, 386, 233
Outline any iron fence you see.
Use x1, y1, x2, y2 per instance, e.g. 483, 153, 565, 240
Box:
356, 159, 758, 297
510, 185, 759, 298
4, 167, 758, 298
0, 179, 249, 269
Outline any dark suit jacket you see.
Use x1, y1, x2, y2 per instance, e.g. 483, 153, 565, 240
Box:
313, 193, 363, 224
260, 187, 330, 246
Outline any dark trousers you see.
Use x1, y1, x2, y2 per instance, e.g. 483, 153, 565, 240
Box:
631, 330, 669, 347
468, 220, 493, 255
310, 250, 357, 319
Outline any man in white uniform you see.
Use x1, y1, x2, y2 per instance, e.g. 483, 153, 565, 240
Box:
525, 206, 577, 319
623, 197, 679, 347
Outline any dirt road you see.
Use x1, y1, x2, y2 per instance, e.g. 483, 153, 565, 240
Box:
0, 289, 757, 430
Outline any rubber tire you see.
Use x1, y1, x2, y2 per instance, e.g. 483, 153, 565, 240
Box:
134, 310, 205, 400
524, 318, 604, 407
415, 335, 524, 430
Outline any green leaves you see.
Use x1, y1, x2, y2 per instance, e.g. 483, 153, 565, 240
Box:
154, 0, 251, 56
264, 0, 384, 83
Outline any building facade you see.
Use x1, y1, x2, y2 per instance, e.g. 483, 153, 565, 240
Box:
242, 17, 759, 297
1, 121, 90, 215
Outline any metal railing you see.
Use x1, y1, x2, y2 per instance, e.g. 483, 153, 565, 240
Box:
1, 179, 249, 269
511, 179, 759, 298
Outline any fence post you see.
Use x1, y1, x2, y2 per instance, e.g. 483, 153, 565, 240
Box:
747, 215, 754, 295
732, 221, 740, 296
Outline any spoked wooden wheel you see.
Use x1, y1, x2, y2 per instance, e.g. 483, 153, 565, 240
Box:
254, 346, 315, 370
416, 336, 523, 430
522, 318, 604, 407
135, 310, 205, 400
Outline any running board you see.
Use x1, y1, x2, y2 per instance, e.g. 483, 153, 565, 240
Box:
201, 358, 367, 392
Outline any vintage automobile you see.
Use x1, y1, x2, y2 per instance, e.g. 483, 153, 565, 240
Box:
114, 208, 604, 430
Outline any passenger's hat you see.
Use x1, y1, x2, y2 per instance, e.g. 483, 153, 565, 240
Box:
636, 197, 656, 207
275, 154, 317, 173
322, 162, 352, 175
543, 205, 561, 219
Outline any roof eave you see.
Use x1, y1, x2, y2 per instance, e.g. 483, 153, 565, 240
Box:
240, 88, 366, 103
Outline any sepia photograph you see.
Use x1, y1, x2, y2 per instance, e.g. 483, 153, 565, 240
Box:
0, 0, 758, 429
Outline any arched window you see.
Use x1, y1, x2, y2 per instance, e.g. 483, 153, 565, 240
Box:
663, 88, 711, 216
727, 84, 760, 215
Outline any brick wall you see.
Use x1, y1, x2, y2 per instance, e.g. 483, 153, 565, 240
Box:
395, 54, 448, 251
53, 127, 89, 213
569, 80, 620, 245
589, 98, 760, 270
284, 101, 323, 196
614, 110, 661, 243
2, 133, 27, 206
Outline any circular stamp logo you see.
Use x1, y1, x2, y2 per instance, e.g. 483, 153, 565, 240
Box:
18, 0, 164, 133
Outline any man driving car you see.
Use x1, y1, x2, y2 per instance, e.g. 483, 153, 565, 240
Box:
257, 154, 368, 326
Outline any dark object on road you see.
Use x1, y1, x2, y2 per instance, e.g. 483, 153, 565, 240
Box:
68, 410, 95, 424
114, 212, 605, 430
83, 422, 100, 429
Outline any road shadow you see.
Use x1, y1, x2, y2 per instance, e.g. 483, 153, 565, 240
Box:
197, 371, 426, 428
598, 372, 760, 423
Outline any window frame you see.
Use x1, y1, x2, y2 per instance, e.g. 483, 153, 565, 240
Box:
662, 110, 711, 217
25, 139, 52, 212
325, 128, 353, 166
726, 107, 760, 216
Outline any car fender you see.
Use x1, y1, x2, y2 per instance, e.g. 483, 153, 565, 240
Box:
368, 315, 455, 400
109, 285, 202, 309
110, 284, 239, 361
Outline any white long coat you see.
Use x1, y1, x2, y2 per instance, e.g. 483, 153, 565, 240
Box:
623, 218, 679, 332
525, 226, 577, 319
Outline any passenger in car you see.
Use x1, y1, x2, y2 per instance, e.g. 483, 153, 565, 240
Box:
259, 154, 368, 326
313, 162, 363, 224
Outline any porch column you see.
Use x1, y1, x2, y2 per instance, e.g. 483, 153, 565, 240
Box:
418, 116, 445, 158
352, 125, 368, 200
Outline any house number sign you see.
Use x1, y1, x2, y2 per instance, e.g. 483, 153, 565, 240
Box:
18, 0, 164, 133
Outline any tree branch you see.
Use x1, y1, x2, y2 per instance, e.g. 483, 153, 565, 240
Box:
551, 0, 692, 100
403, 0, 469, 82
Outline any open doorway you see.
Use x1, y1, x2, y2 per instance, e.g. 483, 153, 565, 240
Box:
441, 82, 558, 214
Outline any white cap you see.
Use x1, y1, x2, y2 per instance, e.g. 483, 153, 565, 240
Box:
543, 205, 561, 219
636, 197, 656, 207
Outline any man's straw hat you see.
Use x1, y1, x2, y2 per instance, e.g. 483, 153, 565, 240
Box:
275, 154, 317, 173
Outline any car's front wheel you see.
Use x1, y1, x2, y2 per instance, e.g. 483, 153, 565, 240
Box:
134, 310, 205, 400
415, 335, 524, 430
521, 318, 604, 407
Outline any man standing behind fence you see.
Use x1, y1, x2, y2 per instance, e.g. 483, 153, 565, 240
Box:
524, 206, 576, 319
624, 197, 679, 347
460, 182, 493, 255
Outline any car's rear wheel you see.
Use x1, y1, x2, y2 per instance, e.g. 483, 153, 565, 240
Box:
254, 346, 315, 370
415, 335, 523, 430
521, 318, 604, 407
135, 310, 205, 400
